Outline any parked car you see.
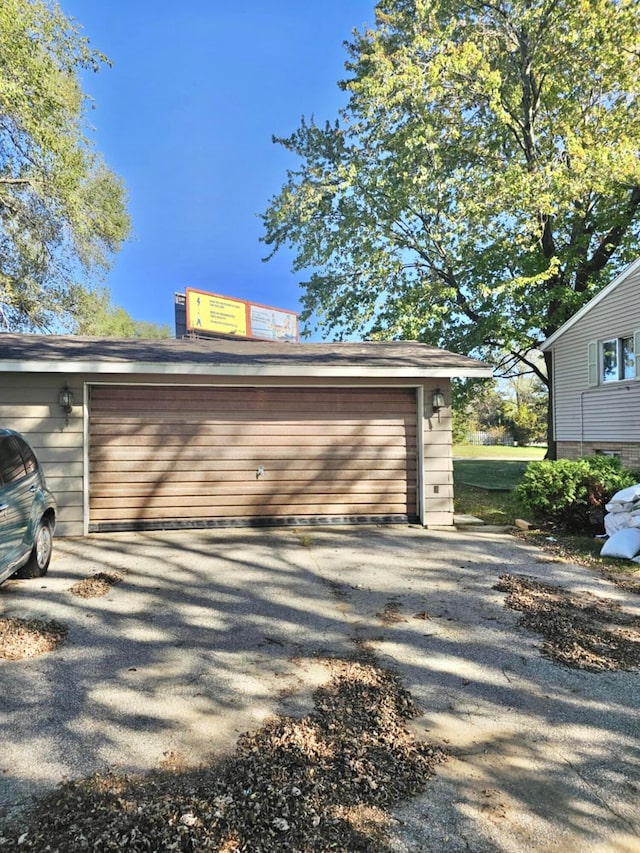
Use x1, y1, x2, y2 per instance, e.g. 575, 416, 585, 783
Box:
0, 428, 57, 585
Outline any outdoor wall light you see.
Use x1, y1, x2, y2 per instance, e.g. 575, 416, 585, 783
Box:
59, 383, 74, 415
432, 388, 446, 411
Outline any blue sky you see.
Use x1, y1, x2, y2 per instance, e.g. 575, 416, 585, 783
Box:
61, 1, 376, 336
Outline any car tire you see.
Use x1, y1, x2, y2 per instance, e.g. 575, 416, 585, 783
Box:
17, 517, 53, 578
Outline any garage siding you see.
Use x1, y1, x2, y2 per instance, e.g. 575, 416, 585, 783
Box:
0, 373, 84, 536
89, 385, 418, 530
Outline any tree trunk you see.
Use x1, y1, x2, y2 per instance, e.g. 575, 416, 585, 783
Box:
543, 349, 557, 459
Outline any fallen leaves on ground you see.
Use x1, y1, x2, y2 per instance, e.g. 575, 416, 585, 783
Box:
68, 571, 123, 598
518, 531, 640, 595
495, 574, 640, 671
0, 653, 447, 852
0, 617, 67, 661
599, 566, 640, 595
376, 600, 406, 624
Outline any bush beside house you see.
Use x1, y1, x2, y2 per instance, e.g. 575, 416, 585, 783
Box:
515, 456, 639, 533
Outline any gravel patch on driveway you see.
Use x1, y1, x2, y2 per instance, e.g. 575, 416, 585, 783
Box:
0, 526, 638, 851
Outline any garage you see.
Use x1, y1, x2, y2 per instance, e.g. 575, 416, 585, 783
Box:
89, 384, 418, 530
0, 335, 492, 535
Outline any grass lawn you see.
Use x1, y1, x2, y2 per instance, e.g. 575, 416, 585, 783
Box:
452, 447, 538, 524
453, 483, 518, 525
453, 459, 530, 491
453, 443, 547, 461
453, 445, 545, 507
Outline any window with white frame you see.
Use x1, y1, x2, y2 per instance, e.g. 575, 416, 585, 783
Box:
589, 333, 639, 385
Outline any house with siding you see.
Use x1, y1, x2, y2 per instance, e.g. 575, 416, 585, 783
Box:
541, 257, 640, 467
0, 335, 491, 537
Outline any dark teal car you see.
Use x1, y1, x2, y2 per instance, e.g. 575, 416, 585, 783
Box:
0, 429, 57, 585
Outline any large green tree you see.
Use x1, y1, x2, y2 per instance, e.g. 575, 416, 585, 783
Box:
73, 287, 171, 338
262, 0, 640, 454
0, 0, 130, 331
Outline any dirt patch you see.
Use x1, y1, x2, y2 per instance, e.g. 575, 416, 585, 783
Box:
68, 571, 123, 598
0, 617, 67, 661
495, 574, 640, 671
0, 653, 446, 852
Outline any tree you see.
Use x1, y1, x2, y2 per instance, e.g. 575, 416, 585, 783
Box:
452, 378, 507, 443
503, 369, 547, 445
261, 0, 640, 455
73, 287, 172, 338
0, 0, 130, 331
453, 369, 547, 445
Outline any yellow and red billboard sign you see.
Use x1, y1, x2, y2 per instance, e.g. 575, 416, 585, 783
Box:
185, 288, 298, 342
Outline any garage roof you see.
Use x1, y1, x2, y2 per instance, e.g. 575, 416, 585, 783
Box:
0, 334, 492, 378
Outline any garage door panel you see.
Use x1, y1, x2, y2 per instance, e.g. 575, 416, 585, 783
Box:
91, 458, 415, 476
91, 468, 416, 482
91, 479, 416, 499
90, 432, 415, 448
91, 387, 417, 412
91, 416, 416, 429
90, 499, 413, 521
90, 447, 414, 466
89, 385, 418, 530
92, 495, 414, 513
90, 425, 416, 444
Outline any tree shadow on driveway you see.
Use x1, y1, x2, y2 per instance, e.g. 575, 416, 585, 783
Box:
0, 525, 638, 851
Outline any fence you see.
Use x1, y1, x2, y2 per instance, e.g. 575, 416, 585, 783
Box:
465, 430, 514, 447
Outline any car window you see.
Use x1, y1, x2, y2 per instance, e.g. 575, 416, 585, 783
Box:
0, 436, 28, 485
14, 435, 38, 475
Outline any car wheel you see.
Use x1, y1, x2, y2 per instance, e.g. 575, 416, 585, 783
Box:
18, 517, 53, 578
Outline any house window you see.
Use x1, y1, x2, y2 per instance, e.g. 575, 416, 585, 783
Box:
595, 449, 621, 459
601, 336, 635, 382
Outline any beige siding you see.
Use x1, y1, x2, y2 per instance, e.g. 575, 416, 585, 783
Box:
551, 265, 640, 445
0, 373, 84, 536
422, 382, 453, 525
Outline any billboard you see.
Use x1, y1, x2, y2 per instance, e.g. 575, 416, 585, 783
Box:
185, 288, 298, 342
186, 289, 248, 337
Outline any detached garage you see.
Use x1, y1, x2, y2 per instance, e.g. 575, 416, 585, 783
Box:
0, 335, 491, 535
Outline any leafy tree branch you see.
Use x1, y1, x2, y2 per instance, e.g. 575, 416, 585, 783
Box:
0, 0, 130, 331
262, 0, 640, 451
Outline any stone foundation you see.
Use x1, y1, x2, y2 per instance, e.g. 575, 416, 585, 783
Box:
557, 441, 640, 470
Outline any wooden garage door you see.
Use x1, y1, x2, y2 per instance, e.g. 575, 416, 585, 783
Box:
89, 385, 418, 531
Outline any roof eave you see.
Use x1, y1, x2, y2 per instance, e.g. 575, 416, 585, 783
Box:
540, 256, 640, 351
0, 359, 493, 379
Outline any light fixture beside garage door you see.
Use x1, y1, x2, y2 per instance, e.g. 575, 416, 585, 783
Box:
432, 388, 445, 411
59, 383, 74, 413
59, 383, 74, 424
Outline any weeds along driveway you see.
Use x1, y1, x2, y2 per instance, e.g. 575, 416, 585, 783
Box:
1, 525, 639, 852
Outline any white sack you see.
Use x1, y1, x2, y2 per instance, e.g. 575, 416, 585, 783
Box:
604, 512, 633, 536
607, 483, 640, 506
600, 527, 640, 560
605, 500, 640, 513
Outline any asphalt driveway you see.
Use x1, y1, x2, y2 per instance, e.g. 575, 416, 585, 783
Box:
1, 525, 639, 851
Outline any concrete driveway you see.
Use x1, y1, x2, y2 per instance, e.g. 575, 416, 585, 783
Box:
0, 525, 638, 851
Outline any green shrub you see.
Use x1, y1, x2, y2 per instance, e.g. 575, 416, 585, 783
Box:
514, 456, 637, 532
